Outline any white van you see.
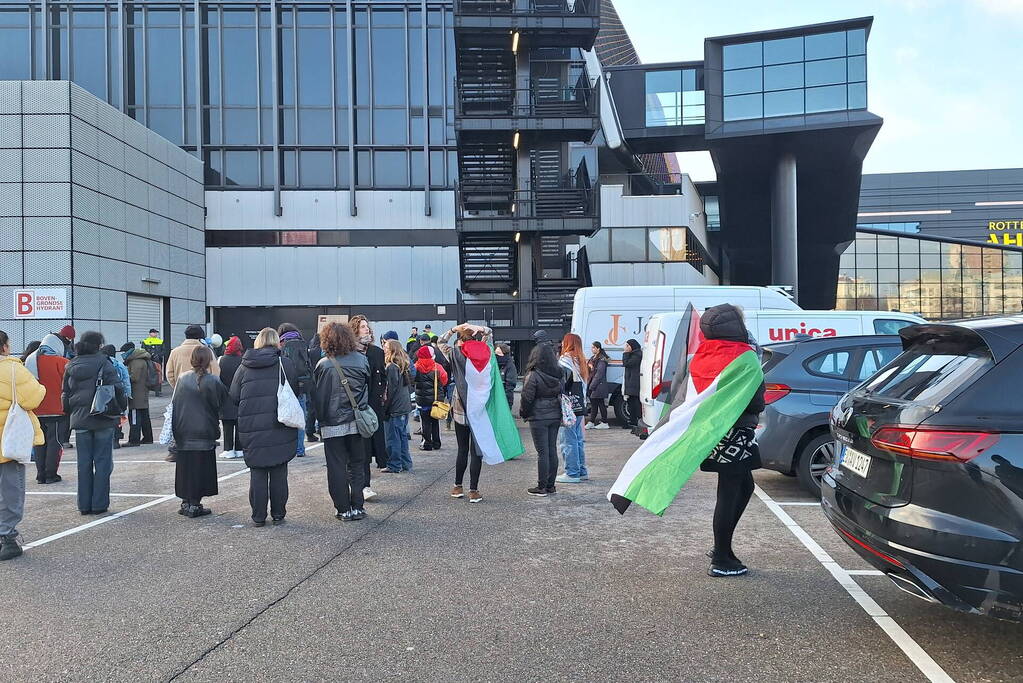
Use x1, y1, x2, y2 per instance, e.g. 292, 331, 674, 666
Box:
639, 309, 925, 429
569, 285, 800, 422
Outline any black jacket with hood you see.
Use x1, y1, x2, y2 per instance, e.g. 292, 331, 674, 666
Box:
699, 304, 765, 430
621, 340, 642, 397
312, 351, 370, 428
172, 371, 229, 451
229, 347, 300, 468
218, 353, 242, 421
61, 352, 127, 431
519, 366, 566, 422
383, 363, 413, 419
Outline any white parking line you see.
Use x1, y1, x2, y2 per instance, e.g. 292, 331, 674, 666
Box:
27, 492, 167, 498
775, 501, 822, 506
846, 569, 885, 576
754, 485, 955, 683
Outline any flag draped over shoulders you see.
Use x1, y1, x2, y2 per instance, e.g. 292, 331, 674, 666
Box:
608, 338, 763, 516
455, 340, 524, 465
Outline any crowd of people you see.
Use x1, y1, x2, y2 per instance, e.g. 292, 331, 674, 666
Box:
0, 311, 761, 578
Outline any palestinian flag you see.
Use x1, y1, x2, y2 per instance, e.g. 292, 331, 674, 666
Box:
608, 338, 763, 516
457, 340, 524, 465
650, 304, 703, 430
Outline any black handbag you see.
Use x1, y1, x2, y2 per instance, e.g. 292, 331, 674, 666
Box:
89, 365, 122, 417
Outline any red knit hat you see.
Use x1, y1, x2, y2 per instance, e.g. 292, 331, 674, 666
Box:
59, 325, 76, 339
417, 346, 433, 360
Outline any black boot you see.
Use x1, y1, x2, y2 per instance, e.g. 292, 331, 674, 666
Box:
0, 534, 23, 561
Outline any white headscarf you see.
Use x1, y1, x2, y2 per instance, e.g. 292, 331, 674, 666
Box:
25, 333, 63, 378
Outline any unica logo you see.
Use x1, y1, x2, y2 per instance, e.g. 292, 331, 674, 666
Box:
767, 324, 838, 342
605, 314, 627, 346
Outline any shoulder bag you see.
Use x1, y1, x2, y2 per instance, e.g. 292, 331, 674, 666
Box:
2, 364, 35, 464
329, 357, 378, 438
429, 369, 451, 420
276, 358, 306, 429
90, 362, 122, 417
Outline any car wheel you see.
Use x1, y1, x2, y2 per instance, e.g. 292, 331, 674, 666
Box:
796, 433, 836, 498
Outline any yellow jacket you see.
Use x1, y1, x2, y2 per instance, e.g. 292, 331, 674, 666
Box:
0, 356, 46, 463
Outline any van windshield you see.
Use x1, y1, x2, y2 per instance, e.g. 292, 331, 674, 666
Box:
873, 318, 916, 335
860, 346, 993, 404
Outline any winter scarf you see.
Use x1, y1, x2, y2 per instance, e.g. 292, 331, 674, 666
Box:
280, 331, 302, 343
25, 333, 63, 379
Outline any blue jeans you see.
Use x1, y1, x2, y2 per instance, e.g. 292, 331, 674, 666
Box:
76, 428, 114, 513
295, 395, 307, 456
384, 414, 413, 472
558, 415, 587, 478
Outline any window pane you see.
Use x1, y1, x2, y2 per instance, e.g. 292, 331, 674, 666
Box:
805, 57, 846, 87
722, 41, 762, 70
847, 29, 866, 55
648, 228, 689, 262
336, 150, 350, 188
805, 84, 846, 113
374, 109, 408, 144
224, 150, 260, 187
299, 108, 333, 144
72, 27, 106, 100
763, 63, 803, 91
222, 27, 257, 106
297, 25, 331, 106
848, 55, 866, 82
611, 229, 647, 262
148, 27, 182, 105
723, 67, 762, 96
583, 229, 609, 261
723, 93, 762, 121
372, 20, 407, 106
223, 108, 258, 144
804, 31, 846, 60
148, 109, 182, 144
645, 70, 681, 127
356, 149, 372, 187
334, 20, 349, 105
299, 150, 334, 187
807, 351, 850, 377
373, 150, 409, 188
763, 36, 802, 65
764, 89, 803, 117
0, 19, 32, 80
848, 82, 867, 109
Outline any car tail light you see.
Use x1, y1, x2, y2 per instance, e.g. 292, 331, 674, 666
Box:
870, 426, 999, 462
763, 383, 791, 405
835, 526, 905, 568
650, 331, 666, 398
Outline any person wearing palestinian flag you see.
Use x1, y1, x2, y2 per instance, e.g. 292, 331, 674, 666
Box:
438, 324, 524, 503
607, 304, 766, 578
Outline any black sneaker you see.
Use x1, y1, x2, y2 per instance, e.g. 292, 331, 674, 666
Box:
252, 519, 266, 527
527, 486, 548, 497
306, 434, 319, 442
0, 534, 23, 561
546, 486, 557, 494
708, 559, 749, 577
337, 510, 353, 521
351, 508, 367, 520
272, 518, 286, 526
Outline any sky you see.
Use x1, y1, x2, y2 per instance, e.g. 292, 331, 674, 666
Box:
612, 0, 1023, 181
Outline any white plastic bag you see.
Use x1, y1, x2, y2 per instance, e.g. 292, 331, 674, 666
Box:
277, 359, 305, 429
158, 401, 174, 445
2, 364, 35, 464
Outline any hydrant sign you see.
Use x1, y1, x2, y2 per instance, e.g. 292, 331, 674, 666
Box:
14, 289, 68, 319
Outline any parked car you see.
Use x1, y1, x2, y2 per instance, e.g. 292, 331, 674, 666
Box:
757, 335, 904, 496
823, 317, 1023, 622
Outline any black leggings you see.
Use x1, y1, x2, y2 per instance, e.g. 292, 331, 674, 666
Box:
222, 419, 237, 451
712, 468, 755, 563
454, 422, 482, 490
587, 398, 608, 424
626, 395, 641, 427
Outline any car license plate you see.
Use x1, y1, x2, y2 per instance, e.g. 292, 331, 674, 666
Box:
840, 447, 872, 478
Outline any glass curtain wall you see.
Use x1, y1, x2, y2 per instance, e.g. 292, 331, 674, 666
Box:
836, 231, 1023, 320
0, 1, 457, 191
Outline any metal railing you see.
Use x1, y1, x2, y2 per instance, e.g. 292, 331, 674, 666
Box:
456, 84, 597, 118
455, 0, 598, 18
458, 183, 598, 220
458, 296, 576, 330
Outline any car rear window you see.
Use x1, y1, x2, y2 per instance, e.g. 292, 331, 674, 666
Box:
873, 318, 916, 335
856, 345, 902, 380
860, 345, 993, 404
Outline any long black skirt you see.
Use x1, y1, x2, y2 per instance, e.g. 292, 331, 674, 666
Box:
175, 449, 219, 501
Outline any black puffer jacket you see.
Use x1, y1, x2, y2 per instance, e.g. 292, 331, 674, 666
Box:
383, 363, 413, 419
229, 347, 300, 468
622, 340, 642, 397
280, 337, 313, 396
587, 355, 610, 400
172, 372, 228, 451
312, 352, 370, 427
519, 367, 565, 422
699, 303, 765, 430
218, 353, 242, 421
496, 354, 518, 407
61, 352, 126, 431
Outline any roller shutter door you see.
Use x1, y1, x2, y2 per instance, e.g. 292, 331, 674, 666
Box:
127, 295, 164, 345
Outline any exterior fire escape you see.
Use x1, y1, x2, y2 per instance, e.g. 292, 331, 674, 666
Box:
453, 0, 601, 339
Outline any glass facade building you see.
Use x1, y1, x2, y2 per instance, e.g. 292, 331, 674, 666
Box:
837, 230, 1023, 320
0, 1, 458, 191
721, 27, 866, 121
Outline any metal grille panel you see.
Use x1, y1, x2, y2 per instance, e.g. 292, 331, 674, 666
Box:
102, 258, 127, 291
169, 296, 189, 324
72, 252, 99, 287
100, 289, 127, 322
23, 148, 69, 183
24, 182, 71, 217
71, 150, 99, 190
22, 82, 69, 115
0, 253, 24, 285
0, 83, 22, 115
69, 83, 99, 126
99, 226, 127, 261
25, 251, 71, 285
72, 187, 100, 223
72, 286, 101, 319
24, 319, 60, 346
0, 184, 21, 217
71, 219, 100, 255
0, 149, 22, 183
0, 218, 23, 250
23, 115, 70, 148
0, 114, 22, 147
24, 218, 72, 251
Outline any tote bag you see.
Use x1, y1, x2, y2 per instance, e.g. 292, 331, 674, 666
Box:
276, 359, 306, 429
1, 364, 35, 464
158, 379, 177, 446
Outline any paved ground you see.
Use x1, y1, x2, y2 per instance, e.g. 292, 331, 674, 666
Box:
3, 395, 1023, 682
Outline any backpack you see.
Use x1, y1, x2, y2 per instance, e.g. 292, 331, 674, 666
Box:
146, 360, 162, 390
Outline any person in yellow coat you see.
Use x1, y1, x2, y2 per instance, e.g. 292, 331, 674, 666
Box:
0, 329, 46, 561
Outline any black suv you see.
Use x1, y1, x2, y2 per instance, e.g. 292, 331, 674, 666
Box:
758, 336, 903, 496
824, 317, 1023, 622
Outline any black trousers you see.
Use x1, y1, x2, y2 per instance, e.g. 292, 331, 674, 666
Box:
587, 398, 608, 425
325, 435, 366, 513
626, 395, 641, 427
128, 408, 154, 444
34, 416, 63, 482
421, 412, 441, 449
249, 463, 289, 522
712, 468, 755, 563
58, 414, 71, 446
222, 419, 237, 451
369, 404, 387, 467
453, 422, 482, 490
529, 419, 560, 490
305, 399, 317, 438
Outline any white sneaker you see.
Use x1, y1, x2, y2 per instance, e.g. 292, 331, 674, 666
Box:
363, 487, 378, 501
232, 450, 245, 459
219, 450, 234, 459
593, 423, 610, 430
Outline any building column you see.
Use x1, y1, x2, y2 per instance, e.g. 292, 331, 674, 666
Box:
771, 152, 798, 301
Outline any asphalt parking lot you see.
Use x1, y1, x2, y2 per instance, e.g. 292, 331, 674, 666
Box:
3, 396, 1023, 682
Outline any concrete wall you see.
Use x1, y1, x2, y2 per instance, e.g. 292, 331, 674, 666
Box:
0, 81, 205, 351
